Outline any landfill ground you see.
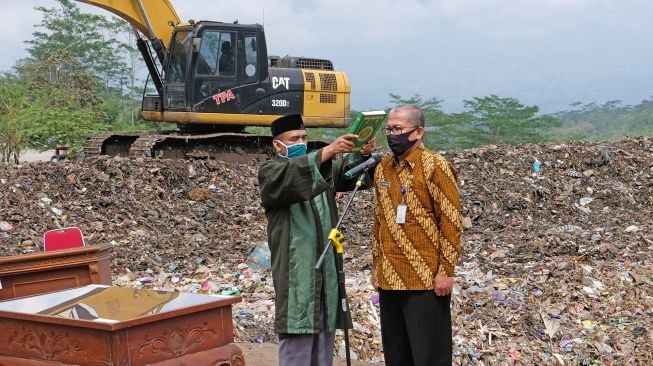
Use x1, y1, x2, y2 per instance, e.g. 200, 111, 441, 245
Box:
1, 136, 652, 365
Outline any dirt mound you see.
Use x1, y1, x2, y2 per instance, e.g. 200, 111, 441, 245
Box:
1, 137, 652, 364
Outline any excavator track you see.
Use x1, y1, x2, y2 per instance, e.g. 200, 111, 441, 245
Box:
84, 132, 286, 162
83, 133, 114, 156
130, 132, 274, 162
128, 134, 168, 158
83, 133, 140, 157
84, 131, 328, 162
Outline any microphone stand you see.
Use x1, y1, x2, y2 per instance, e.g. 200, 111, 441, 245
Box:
315, 169, 369, 366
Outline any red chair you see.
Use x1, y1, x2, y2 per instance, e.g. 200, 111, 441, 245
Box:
43, 227, 86, 251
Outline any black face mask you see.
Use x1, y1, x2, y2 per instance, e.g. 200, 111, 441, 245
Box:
387, 128, 418, 157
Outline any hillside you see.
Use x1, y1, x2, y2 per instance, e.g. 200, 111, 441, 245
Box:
1, 137, 652, 364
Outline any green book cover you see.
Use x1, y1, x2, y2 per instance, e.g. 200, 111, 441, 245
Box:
349, 110, 387, 151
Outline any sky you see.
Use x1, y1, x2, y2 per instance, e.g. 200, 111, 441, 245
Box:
2, 0, 653, 113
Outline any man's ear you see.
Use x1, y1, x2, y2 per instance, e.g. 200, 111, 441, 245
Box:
272, 140, 284, 154
414, 127, 425, 140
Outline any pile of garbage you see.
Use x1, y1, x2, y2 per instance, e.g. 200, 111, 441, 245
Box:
1, 136, 651, 365
445, 138, 652, 365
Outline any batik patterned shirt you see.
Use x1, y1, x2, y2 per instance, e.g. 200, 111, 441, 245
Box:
372, 145, 463, 290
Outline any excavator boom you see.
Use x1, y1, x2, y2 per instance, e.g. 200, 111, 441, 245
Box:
76, 0, 180, 48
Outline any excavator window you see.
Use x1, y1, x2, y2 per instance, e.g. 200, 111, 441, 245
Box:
167, 30, 192, 83
244, 34, 258, 82
196, 30, 236, 77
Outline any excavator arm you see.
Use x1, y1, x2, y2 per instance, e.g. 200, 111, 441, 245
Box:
76, 0, 183, 96
76, 0, 180, 48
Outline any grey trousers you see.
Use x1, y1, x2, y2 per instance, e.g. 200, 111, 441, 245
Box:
278, 303, 335, 366
278, 329, 335, 366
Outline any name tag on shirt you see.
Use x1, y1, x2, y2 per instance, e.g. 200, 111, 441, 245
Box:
396, 203, 407, 224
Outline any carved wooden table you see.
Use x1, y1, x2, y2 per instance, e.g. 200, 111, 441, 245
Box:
0, 245, 112, 301
0, 285, 244, 365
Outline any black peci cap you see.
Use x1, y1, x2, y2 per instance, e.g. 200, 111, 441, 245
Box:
271, 114, 304, 137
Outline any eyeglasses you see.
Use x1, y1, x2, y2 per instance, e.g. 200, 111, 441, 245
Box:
383, 126, 419, 136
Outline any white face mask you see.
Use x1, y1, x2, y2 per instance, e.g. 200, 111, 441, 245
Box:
274, 140, 307, 159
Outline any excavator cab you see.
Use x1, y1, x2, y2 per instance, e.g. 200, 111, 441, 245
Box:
163, 22, 271, 121
144, 20, 351, 131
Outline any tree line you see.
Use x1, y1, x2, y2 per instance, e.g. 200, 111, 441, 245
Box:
338, 95, 653, 152
0, 0, 152, 162
1, 0, 651, 163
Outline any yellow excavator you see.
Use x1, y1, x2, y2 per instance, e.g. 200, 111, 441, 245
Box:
77, 0, 351, 159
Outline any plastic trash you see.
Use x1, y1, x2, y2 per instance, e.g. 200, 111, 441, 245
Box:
246, 244, 271, 270
371, 292, 379, 305
138, 276, 155, 284
166, 263, 178, 273
220, 288, 241, 296
533, 159, 542, 174
0, 221, 14, 232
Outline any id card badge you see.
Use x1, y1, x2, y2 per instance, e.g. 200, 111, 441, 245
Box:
396, 186, 407, 224
396, 203, 407, 224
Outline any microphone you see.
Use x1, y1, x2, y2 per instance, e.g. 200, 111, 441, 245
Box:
344, 153, 383, 179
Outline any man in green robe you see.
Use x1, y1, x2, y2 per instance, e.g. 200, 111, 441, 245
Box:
258, 114, 376, 366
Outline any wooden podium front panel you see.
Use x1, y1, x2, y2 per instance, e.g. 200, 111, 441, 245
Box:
0, 317, 113, 365
0, 245, 112, 300
0, 285, 244, 365
124, 307, 235, 365
0, 313, 233, 366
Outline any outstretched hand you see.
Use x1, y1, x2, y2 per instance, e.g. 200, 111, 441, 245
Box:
322, 134, 357, 162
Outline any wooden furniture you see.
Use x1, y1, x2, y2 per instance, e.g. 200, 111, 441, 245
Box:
0, 285, 244, 365
0, 244, 112, 301
43, 227, 86, 251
